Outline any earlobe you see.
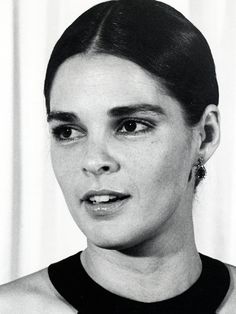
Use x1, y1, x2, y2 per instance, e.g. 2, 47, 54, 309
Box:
198, 104, 220, 163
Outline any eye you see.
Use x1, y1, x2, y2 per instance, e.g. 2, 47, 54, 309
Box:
117, 119, 154, 135
51, 125, 85, 142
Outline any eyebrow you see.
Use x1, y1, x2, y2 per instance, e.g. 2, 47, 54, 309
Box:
47, 103, 165, 123
47, 111, 79, 123
108, 103, 165, 117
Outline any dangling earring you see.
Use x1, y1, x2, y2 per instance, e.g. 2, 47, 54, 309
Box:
195, 157, 206, 181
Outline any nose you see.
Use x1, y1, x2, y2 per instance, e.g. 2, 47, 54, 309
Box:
82, 140, 120, 176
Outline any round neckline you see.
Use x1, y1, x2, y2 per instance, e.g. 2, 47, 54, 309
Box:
78, 252, 206, 310
79, 252, 202, 304
48, 251, 230, 313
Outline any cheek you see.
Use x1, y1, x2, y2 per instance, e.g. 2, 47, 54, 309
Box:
50, 147, 78, 193
124, 137, 191, 195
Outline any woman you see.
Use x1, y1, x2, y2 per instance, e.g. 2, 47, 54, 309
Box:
0, 0, 235, 312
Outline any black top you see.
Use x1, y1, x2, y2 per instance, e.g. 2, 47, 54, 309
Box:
48, 251, 230, 314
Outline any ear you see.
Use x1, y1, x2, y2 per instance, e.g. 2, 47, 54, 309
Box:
196, 104, 220, 162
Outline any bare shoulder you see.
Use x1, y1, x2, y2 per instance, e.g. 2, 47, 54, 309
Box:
0, 268, 76, 314
217, 263, 236, 313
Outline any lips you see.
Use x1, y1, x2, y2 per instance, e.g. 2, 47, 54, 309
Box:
81, 190, 130, 204
81, 189, 131, 217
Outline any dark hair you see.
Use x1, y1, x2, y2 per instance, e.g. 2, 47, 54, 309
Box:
44, 0, 218, 127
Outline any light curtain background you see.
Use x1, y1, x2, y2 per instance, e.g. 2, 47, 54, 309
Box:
0, 0, 235, 285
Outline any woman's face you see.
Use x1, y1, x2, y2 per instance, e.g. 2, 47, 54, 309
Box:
49, 54, 197, 251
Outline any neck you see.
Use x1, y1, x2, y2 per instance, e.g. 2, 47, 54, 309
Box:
81, 227, 202, 303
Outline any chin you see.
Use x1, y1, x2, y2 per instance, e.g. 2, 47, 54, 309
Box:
87, 233, 133, 251
85, 225, 152, 252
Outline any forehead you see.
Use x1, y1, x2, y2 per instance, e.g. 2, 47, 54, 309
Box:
50, 54, 183, 120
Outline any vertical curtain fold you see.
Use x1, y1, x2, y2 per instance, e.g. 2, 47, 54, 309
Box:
11, 0, 22, 280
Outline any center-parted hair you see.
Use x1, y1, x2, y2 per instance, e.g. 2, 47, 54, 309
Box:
44, 0, 218, 127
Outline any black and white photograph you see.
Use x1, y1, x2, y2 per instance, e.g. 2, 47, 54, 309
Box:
0, 0, 236, 313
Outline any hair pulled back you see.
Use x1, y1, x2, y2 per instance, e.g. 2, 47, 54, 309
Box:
44, 0, 219, 127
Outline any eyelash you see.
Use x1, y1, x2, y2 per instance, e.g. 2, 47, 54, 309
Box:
50, 119, 155, 143
51, 125, 85, 143
116, 118, 155, 136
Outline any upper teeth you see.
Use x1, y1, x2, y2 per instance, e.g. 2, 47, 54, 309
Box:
89, 195, 117, 203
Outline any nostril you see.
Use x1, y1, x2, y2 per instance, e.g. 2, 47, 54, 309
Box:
82, 164, 111, 175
